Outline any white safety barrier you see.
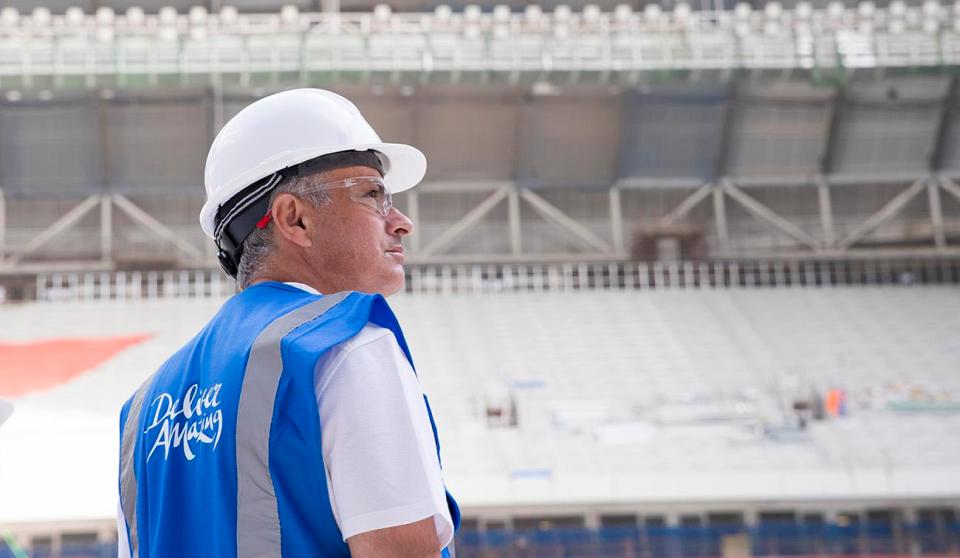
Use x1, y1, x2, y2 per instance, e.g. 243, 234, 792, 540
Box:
32, 258, 960, 302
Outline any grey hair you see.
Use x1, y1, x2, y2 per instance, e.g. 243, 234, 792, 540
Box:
236, 175, 331, 289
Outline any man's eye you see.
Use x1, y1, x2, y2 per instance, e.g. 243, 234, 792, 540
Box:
366, 189, 381, 198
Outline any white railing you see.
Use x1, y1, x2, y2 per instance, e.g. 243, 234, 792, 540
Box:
31, 258, 960, 302
0, 2, 956, 78
36, 269, 237, 302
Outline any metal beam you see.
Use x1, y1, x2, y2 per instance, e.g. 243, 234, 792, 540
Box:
837, 179, 928, 249
609, 186, 624, 253
819, 85, 846, 176
519, 188, 614, 254
930, 76, 958, 172
412, 246, 960, 264
817, 178, 835, 248
97, 93, 112, 189
0, 260, 116, 275
722, 180, 820, 249
772, 246, 960, 260
826, 172, 929, 186
9, 195, 101, 264
658, 183, 712, 227
418, 180, 516, 193
419, 186, 510, 256
927, 178, 947, 248
712, 184, 729, 249
98, 91, 113, 265
712, 80, 739, 182
407, 252, 645, 265
941, 176, 960, 204
406, 189, 421, 253
101, 194, 113, 263
508, 187, 522, 256
112, 194, 205, 260
736, 173, 928, 188
439, 173, 935, 194
617, 177, 705, 190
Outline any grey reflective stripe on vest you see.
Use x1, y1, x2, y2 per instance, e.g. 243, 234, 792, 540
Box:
119, 372, 159, 558
236, 291, 351, 558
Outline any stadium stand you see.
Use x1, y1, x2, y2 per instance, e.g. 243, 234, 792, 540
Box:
393, 287, 960, 479
2, 275, 959, 555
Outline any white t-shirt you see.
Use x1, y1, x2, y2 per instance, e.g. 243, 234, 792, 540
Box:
118, 283, 452, 556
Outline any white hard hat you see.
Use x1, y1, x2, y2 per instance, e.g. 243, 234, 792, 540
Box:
200, 88, 426, 239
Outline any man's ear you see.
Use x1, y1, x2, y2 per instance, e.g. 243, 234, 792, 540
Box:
271, 193, 313, 248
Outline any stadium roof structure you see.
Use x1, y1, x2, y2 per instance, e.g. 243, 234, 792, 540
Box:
3, 74, 960, 275
0, 5, 958, 276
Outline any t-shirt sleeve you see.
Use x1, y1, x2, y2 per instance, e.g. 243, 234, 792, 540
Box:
315, 325, 453, 547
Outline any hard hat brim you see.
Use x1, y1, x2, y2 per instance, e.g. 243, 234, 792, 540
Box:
358, 142, 427, 195
199, 142, 426, 239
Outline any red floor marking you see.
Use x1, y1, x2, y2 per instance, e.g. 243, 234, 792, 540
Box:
0, 334, 152, 397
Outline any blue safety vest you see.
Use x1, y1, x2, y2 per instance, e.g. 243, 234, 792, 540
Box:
118, 282, 460, 558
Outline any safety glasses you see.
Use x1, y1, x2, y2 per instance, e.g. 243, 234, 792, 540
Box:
313, 176, 393, 217
254, 176, 394, 232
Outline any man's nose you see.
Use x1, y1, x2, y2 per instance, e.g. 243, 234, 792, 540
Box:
387, 207, 414, 237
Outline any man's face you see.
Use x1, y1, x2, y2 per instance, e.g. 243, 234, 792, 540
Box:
301, 165, 413, 296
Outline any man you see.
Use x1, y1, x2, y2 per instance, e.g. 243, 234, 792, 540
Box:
117, 89, 460, 558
